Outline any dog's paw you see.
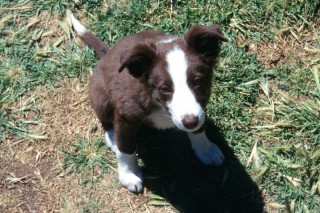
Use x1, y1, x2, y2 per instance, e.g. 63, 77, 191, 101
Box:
119, 167, 143, 193
188, 132, 225, 166
194, 142, 225, 166
114, 145, 143, 193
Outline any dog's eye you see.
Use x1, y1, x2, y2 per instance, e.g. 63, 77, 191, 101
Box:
160, 86, 171, 95
193, 77, 202, 87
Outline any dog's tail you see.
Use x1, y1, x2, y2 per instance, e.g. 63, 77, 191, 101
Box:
70, 14, 108, 58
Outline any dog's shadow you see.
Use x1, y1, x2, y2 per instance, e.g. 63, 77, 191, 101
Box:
137, 121, 264, 213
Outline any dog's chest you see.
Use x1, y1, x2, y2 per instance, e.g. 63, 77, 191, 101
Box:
145, 107, 175, 129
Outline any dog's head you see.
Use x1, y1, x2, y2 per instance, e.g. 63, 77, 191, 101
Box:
119, 25, 227, 132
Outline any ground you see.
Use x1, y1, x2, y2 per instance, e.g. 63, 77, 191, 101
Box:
0, 1, 319, 212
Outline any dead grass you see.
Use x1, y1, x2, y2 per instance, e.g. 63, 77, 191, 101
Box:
34, 77, 100, 144
255, 24, 319, 69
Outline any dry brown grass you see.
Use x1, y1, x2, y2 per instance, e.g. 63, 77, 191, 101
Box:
255, 25, 319, 69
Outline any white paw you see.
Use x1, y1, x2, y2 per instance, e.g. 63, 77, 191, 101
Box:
188, 131, 225, 166
116, 151, 143, 193
119, 167, 143, 193
195, 142, 225, 165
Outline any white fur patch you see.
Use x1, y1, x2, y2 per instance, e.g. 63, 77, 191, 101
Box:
146, 105, 175, 129
105, 130, 143, 193
166, 47, 205, 132
70, 13, 87, 36
105, 130, 117, 153
187, 131, 224, 165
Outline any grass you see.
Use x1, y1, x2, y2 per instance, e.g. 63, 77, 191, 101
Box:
1, 0, 319, 212
60, 136, 115, 185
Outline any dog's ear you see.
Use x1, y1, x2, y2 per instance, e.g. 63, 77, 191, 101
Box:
119, 42, 157, 78
184, 25, 228, 58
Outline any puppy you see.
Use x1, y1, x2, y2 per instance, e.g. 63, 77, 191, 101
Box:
71, 14, 228, 193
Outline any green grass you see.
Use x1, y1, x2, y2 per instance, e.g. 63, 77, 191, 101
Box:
59, 137, 117, 212
60, 136, 115, 183
1, 0, 319, 212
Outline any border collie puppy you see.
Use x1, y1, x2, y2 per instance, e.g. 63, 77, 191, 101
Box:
71, 14, 228, 193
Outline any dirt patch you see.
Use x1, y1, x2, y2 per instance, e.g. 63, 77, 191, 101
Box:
0, 156, 59, 212
0, 158, 33, 211
247, 25, 319, 69
34, 77, 100, 145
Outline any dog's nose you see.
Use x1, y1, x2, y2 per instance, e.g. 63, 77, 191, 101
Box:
182, 115, 199, 129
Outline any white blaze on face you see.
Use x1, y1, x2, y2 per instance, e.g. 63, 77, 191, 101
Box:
166, 46, 205, 132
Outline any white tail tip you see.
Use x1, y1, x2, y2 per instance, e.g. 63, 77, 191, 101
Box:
70, 13, 87, 36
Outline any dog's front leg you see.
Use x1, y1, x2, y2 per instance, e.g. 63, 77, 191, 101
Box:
187, 130, 225, 166
108, 116, 143, 193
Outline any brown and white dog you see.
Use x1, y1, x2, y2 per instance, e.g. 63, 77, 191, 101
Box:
71, 14, 228, 193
